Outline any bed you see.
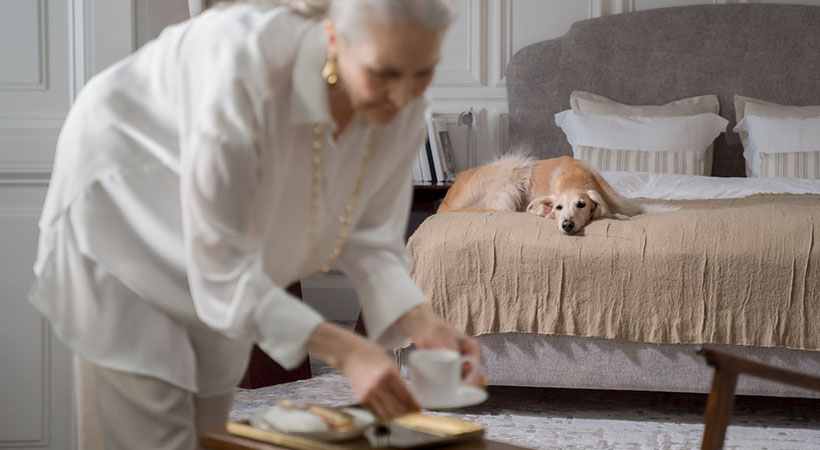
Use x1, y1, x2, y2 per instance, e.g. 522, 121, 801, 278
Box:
401, 4, 820, 399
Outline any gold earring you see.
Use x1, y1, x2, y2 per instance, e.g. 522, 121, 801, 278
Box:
322, 56, 339, 85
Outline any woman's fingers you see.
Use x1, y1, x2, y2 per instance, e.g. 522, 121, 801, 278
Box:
364, 392, 390, 418
377, 375, 417, 418
386, 373, 420, 413
461, 336, 482, 360
458, 337, 484, 385
364, 371, 419, 419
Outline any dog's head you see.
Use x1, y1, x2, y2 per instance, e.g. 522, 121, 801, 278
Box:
526, 189, 611, 235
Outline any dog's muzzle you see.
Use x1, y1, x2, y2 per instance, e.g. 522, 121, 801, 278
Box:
561, 220, 576, 234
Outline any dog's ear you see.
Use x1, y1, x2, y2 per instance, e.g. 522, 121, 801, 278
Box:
526, 195, 555, 217
587, 190, 611, 219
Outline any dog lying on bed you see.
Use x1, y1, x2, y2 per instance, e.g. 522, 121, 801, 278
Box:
437, 155, 644, 234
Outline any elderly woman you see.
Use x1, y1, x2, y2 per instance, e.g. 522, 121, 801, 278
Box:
28, 0, 480, 447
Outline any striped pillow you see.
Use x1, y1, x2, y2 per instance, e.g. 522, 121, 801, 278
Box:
759, 151, 820, 179
576, 146, 706, 175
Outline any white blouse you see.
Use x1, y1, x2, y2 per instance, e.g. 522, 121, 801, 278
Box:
29, 4, 430, 395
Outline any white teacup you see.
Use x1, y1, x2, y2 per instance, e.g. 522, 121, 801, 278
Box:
408, 349, 479, 403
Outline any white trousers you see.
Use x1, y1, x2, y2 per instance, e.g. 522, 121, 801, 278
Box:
74, 356, 234, 450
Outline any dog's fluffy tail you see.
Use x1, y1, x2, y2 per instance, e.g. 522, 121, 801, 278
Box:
592, 169, 679, 217
609, 197, 680, 217
438, 153, 535, 212
638, 202, 680, 215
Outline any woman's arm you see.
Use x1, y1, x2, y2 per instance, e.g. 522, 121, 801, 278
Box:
337, 106, 482, 375
305, 321, 419, 417
175, 12, 325, 370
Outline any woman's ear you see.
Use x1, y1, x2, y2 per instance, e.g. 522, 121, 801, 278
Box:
526, 195, 556, 217
587, 190, 611, 219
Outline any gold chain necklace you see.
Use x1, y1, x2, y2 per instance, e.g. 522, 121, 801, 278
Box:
309, 123, 380, 274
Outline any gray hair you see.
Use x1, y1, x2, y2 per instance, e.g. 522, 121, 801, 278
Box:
329, 0, 456, 42
220, 0, 456, 40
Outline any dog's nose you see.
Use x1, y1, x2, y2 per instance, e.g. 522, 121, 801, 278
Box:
562, 220, 575, 232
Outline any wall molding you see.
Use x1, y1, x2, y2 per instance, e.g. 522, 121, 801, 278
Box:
81, 0, 136, 83
0, 0, 49, 91
491, 0, 513, 88
0, 208, 51, 447
497, 112, 509, 155
0, 118, 64, 130
70, 0, 85, 102
433, 0, 487, 87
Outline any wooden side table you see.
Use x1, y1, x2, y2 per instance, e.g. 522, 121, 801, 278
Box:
698, 346, 820, 450
406, 182, 453, 240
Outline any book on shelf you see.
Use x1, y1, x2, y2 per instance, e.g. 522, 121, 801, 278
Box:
424, 137, 438, 184
426, 120, 446, 183
431, 117, 457, 182
417, 138, 432, 182
411, 152, 423, 182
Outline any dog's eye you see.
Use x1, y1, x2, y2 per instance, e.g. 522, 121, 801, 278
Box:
577, 201, 586, 209
555, 205, 563, 211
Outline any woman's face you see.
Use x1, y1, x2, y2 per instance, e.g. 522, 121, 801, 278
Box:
326, 20, 445, 124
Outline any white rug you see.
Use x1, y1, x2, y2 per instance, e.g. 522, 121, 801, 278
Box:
230, 368, 820, 449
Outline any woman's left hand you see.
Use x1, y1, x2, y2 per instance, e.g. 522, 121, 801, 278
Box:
398, 304, 484, 386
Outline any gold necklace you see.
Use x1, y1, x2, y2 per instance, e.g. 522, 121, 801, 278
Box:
309, 123, 380, 274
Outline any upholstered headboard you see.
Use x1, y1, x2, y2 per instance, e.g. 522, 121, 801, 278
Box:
506, 4, 820, 177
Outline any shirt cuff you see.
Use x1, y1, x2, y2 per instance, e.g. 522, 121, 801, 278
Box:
253, 287, 324, 370
350, 264, 429, 349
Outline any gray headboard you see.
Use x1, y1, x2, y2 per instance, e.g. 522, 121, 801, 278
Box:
506, 4, 820, 177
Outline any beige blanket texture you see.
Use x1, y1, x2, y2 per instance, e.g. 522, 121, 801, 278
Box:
408, 194, 820, 351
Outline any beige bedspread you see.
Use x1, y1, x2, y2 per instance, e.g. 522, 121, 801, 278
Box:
408, 194, 820, 351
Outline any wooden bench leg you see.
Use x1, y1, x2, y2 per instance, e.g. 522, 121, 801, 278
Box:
701, 368, 738, 450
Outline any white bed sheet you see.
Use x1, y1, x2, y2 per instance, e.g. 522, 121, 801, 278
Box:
601, 172, 820, 200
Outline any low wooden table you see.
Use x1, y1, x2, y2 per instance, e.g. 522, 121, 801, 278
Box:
201, 429, 531, 450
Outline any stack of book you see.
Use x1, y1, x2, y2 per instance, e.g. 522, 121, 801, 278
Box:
413, 117, 457, 184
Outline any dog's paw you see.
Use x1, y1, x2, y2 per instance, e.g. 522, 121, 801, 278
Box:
527, 202, 551, 217
526, 195, 554, 217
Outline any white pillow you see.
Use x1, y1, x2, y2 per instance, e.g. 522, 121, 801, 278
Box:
733, 115, 820, 177
572, 91, 719, 117
554, 110, 727, 171
571, 92, 721, 175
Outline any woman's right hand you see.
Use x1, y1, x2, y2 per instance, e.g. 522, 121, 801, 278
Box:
338, 338, 419, 418
305, 321, 419, 419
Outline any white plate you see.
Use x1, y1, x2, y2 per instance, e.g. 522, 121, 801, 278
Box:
251, 406, 375, 443
411, 385, 488, 410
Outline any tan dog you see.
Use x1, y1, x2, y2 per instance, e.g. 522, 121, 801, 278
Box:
437, 155, 644, 234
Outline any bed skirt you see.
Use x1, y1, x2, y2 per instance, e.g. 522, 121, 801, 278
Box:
399, 333, 820, 399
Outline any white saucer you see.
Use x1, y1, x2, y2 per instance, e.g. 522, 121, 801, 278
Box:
411, 385, 488, 410
252, 406, 375, 442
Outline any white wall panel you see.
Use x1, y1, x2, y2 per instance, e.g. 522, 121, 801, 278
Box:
434, 0, 486, 87
0, 127, 59, 174
0, 0, 137, 448
0, 0, 69, 119
0, 0, 44, 87
136, 0, 190, 48
82, 0, 136, 81
0, 206, 48, 446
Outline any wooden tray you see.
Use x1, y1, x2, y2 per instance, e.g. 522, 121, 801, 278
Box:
224, 413, 484, 450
